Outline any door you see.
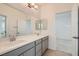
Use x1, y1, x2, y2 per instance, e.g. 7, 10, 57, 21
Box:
71, 4, 78, 56
78, 8, 79, 56
55, 11, 72, 54
42, 37, 48, 54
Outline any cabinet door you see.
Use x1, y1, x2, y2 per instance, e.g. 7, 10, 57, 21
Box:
36, 43, 42, 56
42, 40, 46, 54
42, 36, 48, 54
45, 38, 48, 50
23, 47, 35, 56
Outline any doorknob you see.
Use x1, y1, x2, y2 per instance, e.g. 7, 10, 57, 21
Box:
72, 37, 79, 39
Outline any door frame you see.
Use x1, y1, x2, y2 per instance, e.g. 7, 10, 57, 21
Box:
78, 7, 79, 56
55, 11, 72, 54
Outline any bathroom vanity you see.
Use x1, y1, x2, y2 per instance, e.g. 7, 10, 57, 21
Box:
0, 15, 48, 56
0, 7, 48, 56
0, 35, 48, 56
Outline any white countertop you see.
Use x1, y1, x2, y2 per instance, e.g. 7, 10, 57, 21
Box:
0, 33, 48, 55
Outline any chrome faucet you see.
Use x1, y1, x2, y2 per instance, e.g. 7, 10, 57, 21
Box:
36, 33, 40, 36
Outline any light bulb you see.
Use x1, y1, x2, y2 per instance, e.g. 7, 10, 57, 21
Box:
24, 4, 28, 8
34, 5, 38, 9
31, 3, 35, 6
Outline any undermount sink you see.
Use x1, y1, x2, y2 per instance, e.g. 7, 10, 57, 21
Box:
9, 39, 25, 45
0, 39, 26, 55
0, 39, 25, 48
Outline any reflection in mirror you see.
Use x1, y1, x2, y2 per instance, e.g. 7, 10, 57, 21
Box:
35, 20, 47, 30
0, 15, 6, 38
17, 19, 32, 36
35, 20, 41, 30
41, 20, 47, 30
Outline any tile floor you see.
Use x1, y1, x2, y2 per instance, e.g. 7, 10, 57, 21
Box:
43, 49, 72, 56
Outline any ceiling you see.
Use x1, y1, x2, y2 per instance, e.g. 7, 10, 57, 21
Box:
5, 3, 40, 15
5, 3, 74, 17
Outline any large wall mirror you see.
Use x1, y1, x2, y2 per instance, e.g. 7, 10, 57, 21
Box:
0, 15, 6, 38
16, 18, 33, 36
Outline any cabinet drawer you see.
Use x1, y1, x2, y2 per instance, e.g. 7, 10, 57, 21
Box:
36, 39, 41, 45
23, 47, 35, 56
2, 42, 35, 56
42, 39, 48, 54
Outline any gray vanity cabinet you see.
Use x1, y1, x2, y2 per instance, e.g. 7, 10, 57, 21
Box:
2, 42, 35, 56
1, 36, 48, 56
42, 40, 46, 54
2, 48, 22, 56
35, 39, 42, 56
45, 38, 48, 50
36, 42, 42, 56
42, 36, 48, 55
23, 47, 35, 56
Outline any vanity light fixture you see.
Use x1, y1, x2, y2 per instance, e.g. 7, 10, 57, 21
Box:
25, 3, 38, 10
